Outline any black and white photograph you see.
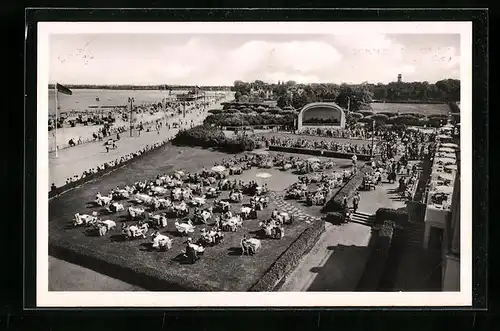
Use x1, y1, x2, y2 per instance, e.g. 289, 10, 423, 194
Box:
36, 21, 472, 307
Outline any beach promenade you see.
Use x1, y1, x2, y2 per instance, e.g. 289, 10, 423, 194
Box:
49, 95, 230, 188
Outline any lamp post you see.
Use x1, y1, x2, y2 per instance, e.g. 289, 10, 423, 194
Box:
371, 119, 375, 157
128, 97, 134, 137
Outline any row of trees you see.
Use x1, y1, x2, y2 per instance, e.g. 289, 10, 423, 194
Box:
231, 78, 460, 111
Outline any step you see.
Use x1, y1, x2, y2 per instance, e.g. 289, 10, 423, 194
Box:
351, 212, 375, 221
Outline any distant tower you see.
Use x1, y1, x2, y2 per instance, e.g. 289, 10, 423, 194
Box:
397, 74, 402, 83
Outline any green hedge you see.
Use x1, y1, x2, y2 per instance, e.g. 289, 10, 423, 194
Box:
377, 111, 398, 118
356, 221, 396, 291
324, 212, 344, 225
172, 125, 256, 153
448, 102, 460, 113
321, 165, 372, 213
204, 113, 295, 127
375, 208, 409, 226
249, 219, 325, 291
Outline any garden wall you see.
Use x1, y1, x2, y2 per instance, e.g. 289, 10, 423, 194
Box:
356, 221, 399, 291
268, 145, 373, 161
249, 219, 326, 291
321, 164, 372, 213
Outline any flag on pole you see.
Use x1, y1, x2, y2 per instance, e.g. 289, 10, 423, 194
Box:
56, 83, 72, 95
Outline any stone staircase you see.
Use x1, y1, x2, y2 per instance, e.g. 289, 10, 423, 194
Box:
403, 221, 425, 248
268, 191, 321, 223
350, 211, 375, 226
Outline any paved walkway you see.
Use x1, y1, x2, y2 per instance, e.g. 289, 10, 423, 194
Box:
280, 222, 372, 291
279, 170, 410, 291
357, 180, 407, 215
49, 97, 231, 188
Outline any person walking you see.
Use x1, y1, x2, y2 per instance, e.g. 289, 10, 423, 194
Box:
352, 192, 360, 213
342, 195, 349, 211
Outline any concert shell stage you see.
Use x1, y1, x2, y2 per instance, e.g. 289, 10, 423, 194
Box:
297, 102, 346, 131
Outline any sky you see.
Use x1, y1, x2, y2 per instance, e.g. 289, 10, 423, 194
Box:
49, 33, 460, 86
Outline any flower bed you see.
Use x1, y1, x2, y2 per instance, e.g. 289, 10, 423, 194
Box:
268, 145, 373, 161
249, 219, 325, 291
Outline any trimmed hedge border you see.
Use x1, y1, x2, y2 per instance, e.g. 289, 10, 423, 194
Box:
268, 145, 373, 161
356, 221, 395, 291
49, 141, 171, 199
448, 102, 460, 113
322, 164, 372, 213
377, 226, 406, 291
375, 208, 409, 226
249, 219, 326, 291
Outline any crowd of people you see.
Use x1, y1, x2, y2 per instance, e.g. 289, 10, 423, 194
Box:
299, 126, 384, 140
259, 135, 378, 156
50, 139, 171, 192
51, 98, 210, 152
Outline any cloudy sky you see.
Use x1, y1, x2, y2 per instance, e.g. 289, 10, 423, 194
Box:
49, 33, 460, 85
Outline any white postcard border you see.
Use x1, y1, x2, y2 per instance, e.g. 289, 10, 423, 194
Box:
36, 21, 473, 307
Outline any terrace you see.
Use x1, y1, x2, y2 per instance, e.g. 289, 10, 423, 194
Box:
49, 146, 357, 291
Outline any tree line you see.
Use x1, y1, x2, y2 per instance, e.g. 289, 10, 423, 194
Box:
231, 79, 460, 111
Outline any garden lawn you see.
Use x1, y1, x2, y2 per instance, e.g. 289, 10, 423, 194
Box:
370, 103, 450, 115
49, 145, 314, 291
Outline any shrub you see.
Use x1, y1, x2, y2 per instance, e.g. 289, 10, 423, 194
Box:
377, 111, 398, 118
172, 125, 256, 153
322, 165, 371, 213
427, 114, 448, 119
204, 113, 295, 127
387, 116, 423, 126
358, 117, 373, 124
359, 110, 374, 117
404, 112, 426, 118
356, 221, 395, 291
375, 208, 409, 226
208, 109, 223, 115
448, 102, 460, 113
370, 114, 390, 122
249, 219, 325, 291
324, 212, 344, 225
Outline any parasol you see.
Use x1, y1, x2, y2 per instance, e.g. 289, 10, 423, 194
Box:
307, 157, 321, 163
256, 172, 272, 179
252, 150, 269, 155
211, 165, 226, 172
435, 157, 456, 164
